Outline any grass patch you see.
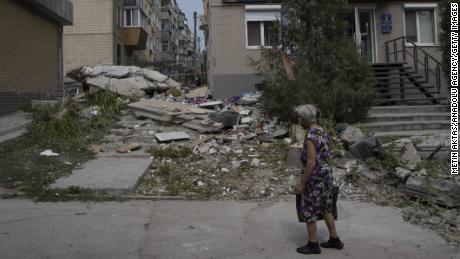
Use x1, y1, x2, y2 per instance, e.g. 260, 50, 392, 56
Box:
364, 147, 404, 171
0, 91, 123, 200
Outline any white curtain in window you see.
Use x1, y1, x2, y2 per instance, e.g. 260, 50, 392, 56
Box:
419, 10, 434, 43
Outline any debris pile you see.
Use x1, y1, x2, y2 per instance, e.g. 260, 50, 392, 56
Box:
74, 65, 183, 98
66, 65, 459, 245
332, 127, 459, 245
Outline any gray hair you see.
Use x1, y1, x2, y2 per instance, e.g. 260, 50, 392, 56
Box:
295, 104, 317, 124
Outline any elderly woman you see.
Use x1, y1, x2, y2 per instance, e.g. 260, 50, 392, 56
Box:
294, 104, 344, 255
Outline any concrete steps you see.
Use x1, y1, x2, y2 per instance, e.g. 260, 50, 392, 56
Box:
363, 105, 450, 136
365, 112, 450, 123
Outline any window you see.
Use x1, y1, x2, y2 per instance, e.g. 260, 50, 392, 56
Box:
247, 21, 261, 46
125, 8, 140, 27
161, 19, 170, 31
161, 41, 169, 52
245, 6, 281, 48
405, 9, 435, 44
246, 21, 279, 47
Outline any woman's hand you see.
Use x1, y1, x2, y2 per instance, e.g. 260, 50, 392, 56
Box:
293, 181, 306, 194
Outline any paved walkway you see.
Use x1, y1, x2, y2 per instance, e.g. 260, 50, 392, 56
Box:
0, 111, 31, 143
51, 152, 152, 192
0, 199, 458, 259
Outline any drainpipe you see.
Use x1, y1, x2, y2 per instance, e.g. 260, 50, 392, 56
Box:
58, 25, 64, 96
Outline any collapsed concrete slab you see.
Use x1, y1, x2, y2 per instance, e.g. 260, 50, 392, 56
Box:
186, 86, 208, 99
86, 76, 145, 98
405, 176, 460, 207
340, 125, 366, 147
82, 65, 139, 78
165, 78, 182, 88
136, 68, 168, 83
128, 99, 212, 123
182, 120, 224, 134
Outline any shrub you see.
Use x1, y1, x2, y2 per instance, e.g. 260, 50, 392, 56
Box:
439, 0, 453, 80
253, 0, 375, 124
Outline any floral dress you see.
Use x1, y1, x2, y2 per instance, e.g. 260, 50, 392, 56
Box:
299, 127, 334, 223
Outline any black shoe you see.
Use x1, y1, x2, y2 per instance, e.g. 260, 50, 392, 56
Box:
296, 241, 321, 254
320, 237, 344, 250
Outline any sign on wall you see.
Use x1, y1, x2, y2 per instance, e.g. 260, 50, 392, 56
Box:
381, 14, 392, 33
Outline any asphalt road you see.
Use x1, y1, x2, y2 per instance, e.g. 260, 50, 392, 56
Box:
0, 198, 458, 259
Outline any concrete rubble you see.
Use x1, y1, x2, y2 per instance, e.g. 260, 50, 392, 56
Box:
61, 65, 459, 245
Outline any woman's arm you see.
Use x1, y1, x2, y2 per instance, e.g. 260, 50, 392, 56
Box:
295, 140, 316, 193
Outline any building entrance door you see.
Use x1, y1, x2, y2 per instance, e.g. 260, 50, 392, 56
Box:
345, 7, 375, 63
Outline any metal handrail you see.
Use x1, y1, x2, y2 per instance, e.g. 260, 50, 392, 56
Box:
385, 36, 442, 92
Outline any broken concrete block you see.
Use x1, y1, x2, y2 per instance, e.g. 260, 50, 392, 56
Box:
105, 66, 131, 78
165, 87, 182, 97
165, 78, 182, 88
182, 120, 224, 134
128, 99, 211, 123
198, 101, 224, 108
240, 117, 255, 125
237, 93, 260, 105
238, 109, 251, 116
348, 136, 379, 160
209, 111, 240, 127
400, 142, 421, 168
87, 76, 145, 98
136, 68, 168, 82
86, 76, 112, 89
270, 129, 288, 139
208, 148, 217, 155
117, 76, 152, 90
155, 131, 191, 142
241, 133, 257, 141
405, 176, 460, 207
82, 65, 136, 78
185, 86, 208, 99
251, 158, 260, 167
394, 167, 411, 181
198, 144, 210, 154
339, 125, 366, 147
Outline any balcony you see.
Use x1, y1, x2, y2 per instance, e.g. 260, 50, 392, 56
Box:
122, 27, 148, 50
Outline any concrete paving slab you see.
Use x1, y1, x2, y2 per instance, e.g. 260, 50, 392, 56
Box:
0, 199, 458, 259
51, 156, 152, 191
155, 131, 191, 142
0, 111, 32, 143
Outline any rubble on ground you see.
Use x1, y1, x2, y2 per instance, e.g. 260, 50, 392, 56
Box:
64, 65, 459, 245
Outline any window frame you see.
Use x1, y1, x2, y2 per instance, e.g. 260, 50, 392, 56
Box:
245, 6, 281, 50
403, 5, 438, 46
124, 7, 141, 28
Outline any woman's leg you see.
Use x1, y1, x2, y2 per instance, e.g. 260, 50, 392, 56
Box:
324, 212, 338, 238
306, 221, 318, 242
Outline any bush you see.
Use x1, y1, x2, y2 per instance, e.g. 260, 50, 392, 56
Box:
439, 0, 453, 80
254, 0, 375, 124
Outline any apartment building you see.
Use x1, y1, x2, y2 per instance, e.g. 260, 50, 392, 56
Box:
202, 0, 445, 99
64, 0, 160, 73
159, 0, 198, 78
0, 0, 73, 115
